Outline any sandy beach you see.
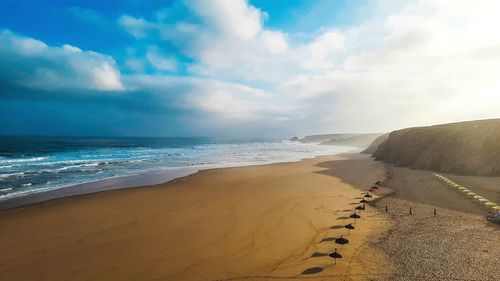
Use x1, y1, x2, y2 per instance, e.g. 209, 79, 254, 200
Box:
3, 1, 500, 280
1, 153, 499, 280
0, 154, 391, 281
325, 157, 500, 280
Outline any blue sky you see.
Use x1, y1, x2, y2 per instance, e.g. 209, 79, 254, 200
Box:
1, 0, 500, 137
0, 0, 363, 76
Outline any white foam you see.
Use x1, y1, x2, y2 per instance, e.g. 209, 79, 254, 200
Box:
0, 157, 47, 164
0, 172, 25, 179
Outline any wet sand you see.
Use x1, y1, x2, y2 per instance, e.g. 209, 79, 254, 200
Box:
0, 168, 197, 211
0, 154, 390, 281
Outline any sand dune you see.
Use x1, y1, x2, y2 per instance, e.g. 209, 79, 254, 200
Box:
372, 119, 500, 176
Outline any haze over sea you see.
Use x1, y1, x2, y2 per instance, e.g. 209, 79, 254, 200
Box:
0, 137, 353, 200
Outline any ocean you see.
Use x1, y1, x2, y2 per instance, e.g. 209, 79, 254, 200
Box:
0, 136, 354, 201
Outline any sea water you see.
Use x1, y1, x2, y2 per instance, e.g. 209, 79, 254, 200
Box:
0, 136, 355, 200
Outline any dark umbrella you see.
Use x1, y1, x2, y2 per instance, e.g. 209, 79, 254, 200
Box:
350, 212, 361, 223
335, 235, 349, 246
355, 205, 364, 211
360, 199, 368, 203
364, 193, 372, 198
329, 248, 342, 264
375, 181, 381, 185
344, 223, 355, 234
371, 185, 379, 189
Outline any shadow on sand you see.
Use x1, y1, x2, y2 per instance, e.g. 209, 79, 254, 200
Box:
301, 267, 323, 274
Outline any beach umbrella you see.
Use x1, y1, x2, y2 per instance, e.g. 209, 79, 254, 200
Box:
466, 192, 477, 197
344, 223, 355, 234
492, 206, 500, 213
350, 212, 361, 223
360, 199, 368, 203
335, 235, 349, 246
485, 202, 497, 209
479, 198, 490, 204
329, 248, 342, 264
458, 187, 467, 191
364, 193, 372, 198
371, 185, 379, 189
374, 181, 381, 185
473, 195, 484, 200
350, 213, 361, 219
355, 204, 365, 211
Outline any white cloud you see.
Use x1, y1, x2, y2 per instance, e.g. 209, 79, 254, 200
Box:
125, 57, 146, 72
302, 32, 345, 69
186, 0, 263, 41
111, 0, 500, 135
92, 63, 124, 90
6, 0, 500, 136
146, 47, 177, 71
0, 30, 124, 91
118, 15, 155, 38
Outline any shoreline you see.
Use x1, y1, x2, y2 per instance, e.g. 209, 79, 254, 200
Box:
3, 152, 497, 280
0, 167, 198, 211
0, 148, 360, 211
0, 153, 391, 281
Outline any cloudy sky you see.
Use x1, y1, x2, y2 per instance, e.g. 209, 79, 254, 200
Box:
1, 0, 500, 137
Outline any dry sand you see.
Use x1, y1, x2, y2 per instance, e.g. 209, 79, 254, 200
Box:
0, 154, 391, 281
326, 156, 500, 280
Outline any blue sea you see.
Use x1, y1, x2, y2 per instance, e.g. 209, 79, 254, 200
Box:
0, 137, 354, 200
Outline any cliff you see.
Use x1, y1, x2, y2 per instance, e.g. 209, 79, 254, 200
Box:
372, 119, 500, 176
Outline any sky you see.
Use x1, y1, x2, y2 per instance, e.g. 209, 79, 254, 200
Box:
1, 0, 500, 137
